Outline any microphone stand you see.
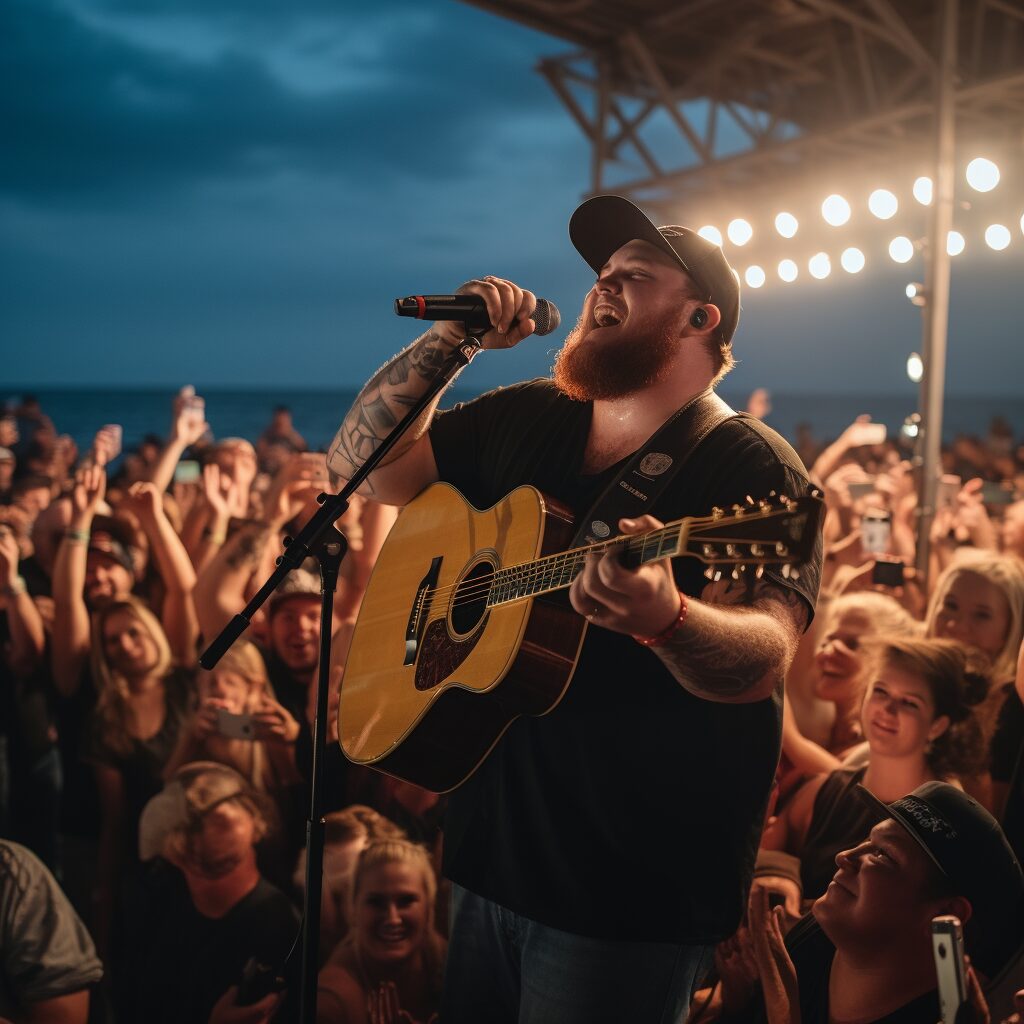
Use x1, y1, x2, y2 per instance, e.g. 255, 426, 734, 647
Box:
200, 333, 486, 1024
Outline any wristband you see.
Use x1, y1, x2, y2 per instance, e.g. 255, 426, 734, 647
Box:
3, 577, 27, 597
202, 528, 227, 545
65, 529, 90, 545
633, 590, 688, 647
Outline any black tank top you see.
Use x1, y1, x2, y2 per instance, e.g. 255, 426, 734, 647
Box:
800, 766, 876, 898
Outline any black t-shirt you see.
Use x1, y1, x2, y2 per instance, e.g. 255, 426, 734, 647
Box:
429, 379, 822, 943
778, 915, 940, 1023
126, 874, 299, 1024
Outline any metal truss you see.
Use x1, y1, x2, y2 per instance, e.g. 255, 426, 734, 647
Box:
465, 0, 1024, 220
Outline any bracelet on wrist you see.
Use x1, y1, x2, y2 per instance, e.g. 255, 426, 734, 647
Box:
65, 529, 90, 545
2, 577, 27, 597
202, 528, 227, 545
633, 590, 688, 647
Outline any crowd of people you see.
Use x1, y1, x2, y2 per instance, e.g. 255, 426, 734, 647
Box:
1, 303, 1024, 1018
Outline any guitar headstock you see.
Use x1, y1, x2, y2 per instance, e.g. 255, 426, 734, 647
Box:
683, 492, 824, 581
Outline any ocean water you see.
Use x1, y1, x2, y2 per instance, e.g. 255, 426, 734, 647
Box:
7, 386, 1024, 459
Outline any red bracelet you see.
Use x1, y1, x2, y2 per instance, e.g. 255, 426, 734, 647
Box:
633, 590, 688, 647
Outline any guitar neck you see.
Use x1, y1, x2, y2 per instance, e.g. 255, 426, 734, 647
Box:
486, 495, 820, 608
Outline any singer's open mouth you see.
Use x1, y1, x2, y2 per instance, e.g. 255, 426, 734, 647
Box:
593, 305, 622, 327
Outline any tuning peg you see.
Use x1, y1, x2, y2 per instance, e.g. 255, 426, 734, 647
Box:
711, 507, 724, 520
704, 566, 716, 580
755, 565, 765, 579
732, 504, 746, 517
775, 542, 789, 556
782, 563, 792, 578
768, 490, 777, 497
731, 567, 741, 580
791, 568, 801, 580
779, 494, 789, 504
726, 544, 738, 557
702, 544, 716, 558
738, 564, 747, 573
745, 495, 755, 505
713, 570, 723, 582
759, 499, 772, 513
750, 543, 764, 557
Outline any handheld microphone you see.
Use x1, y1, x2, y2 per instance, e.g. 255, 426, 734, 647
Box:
394, 294, 561, 337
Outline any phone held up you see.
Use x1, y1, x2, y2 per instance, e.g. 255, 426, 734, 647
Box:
872, 556, 905, 589
216, 708, 255, 741
932, 915, 967, 1024
861, 509, 891, 556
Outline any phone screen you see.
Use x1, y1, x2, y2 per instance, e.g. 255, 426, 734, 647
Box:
174, 460, 201, 485
861, 512, 891, 555
872, 558, 905, 588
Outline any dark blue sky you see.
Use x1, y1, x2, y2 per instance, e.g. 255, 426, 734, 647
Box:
2, 0, 1021, 395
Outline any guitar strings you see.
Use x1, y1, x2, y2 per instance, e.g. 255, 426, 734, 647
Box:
417, 506, 804, 611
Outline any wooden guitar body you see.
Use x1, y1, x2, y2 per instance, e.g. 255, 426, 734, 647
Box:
338, 483, 585, 793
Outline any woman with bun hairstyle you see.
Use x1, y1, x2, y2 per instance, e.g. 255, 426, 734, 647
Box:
925, 550, 1024, 816
762, 636, 988, 904
316, 839, 446, 1024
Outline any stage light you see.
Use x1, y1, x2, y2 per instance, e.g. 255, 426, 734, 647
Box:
744, 265, 766, 288
913, 176, 933, 205
698, 225, 723, 246
946, 231, 965, 256
985, 224, 1011, 250
902, 414, 921, 440
840, 247, 865, 273
966, 157, 999, 192
822, 194, 851, 226
907, 353, 923, 383
775, 212, 798, 238
808, 252, 831, 279
889, 236, 914, 263
727, 218, 753, 246
1020, 212, 1024, 236
905, 282, 927, 307
868, 189, 898, 220
778, 259, 798, 283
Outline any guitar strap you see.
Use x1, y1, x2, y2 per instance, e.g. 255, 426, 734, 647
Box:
571, 388, 738, 546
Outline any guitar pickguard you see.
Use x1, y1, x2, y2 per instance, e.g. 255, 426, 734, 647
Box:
415, 617, 486, 691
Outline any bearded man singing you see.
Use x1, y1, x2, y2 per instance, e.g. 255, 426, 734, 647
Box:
327, 195, 823, 1024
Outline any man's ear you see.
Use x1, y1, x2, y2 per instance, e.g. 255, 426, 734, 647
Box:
690, 303, 722, 333
935, 894, 973, 927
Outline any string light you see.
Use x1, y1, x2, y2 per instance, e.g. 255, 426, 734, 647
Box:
808, 252, 831, 279
868, 189, 898, 220
822, 194, 851, 226
965, 157, 999, 192
889, 236, 914, 263
985, 224, 1011, 250
913, 176, 933, 205
727, 218, 753, 246
778, 259, 798, 283
744, 265, 766, 288
947, 231, 965, 256
840, 247, 865, 273
697, 225, 722, 246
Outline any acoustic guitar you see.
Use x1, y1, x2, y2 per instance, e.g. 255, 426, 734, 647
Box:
338, 482, 822, 792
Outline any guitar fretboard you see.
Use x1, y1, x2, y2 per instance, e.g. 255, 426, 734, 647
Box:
487, 525, 683, 605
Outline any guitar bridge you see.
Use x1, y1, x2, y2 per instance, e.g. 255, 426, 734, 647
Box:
404, 556, 442, 666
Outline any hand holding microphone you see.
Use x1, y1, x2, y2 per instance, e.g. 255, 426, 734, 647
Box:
395, 276, 560, 350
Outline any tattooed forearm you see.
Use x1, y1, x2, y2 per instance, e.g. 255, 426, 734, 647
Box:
327, 329, 461, 490
653, 579, 808, 704
225, 525, 273, 572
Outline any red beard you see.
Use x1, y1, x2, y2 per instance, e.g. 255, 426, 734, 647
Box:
552, 316, 679, 402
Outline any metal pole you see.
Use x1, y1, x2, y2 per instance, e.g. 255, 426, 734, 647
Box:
915, 0, 957, 588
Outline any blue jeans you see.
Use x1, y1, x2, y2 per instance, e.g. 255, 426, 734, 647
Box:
441, 885, 713, 1024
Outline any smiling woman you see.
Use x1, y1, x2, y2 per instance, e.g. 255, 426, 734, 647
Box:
316, 839, 446, 1024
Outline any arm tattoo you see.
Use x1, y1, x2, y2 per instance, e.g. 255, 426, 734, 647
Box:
328, 329, 460, 493
653, 576, 808, 703
225, 525, 272, 571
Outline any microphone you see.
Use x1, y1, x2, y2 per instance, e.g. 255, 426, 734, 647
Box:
394, 294, 561, 336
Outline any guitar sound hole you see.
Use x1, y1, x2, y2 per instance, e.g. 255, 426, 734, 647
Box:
450, 560, 494, 636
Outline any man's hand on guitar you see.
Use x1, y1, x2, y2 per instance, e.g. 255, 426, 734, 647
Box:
434, 276, 537, 350
569, 515, 681, 638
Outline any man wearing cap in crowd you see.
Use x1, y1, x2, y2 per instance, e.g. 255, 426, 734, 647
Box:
724, 782, 1024, 1021
122, 762, 298, 1024
327, 194, 823, 1022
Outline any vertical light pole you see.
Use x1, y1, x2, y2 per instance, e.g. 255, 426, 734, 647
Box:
916, 0, 958, 588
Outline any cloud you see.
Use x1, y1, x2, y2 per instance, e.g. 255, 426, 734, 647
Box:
1, 0, 568, 207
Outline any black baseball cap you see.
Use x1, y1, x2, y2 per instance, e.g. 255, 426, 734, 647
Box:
856, 781, 1024, 975
569, 194, 741, 343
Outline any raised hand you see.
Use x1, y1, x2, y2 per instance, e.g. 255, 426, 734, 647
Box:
71, 463, 107, 521
252, 694, 300, 744
434, 276, 538, 351
170, 388, 210, 447
748, 883, 801, 1024
121, 481, 165, 523
202, 463, 234, 519
0, 524, 20, 585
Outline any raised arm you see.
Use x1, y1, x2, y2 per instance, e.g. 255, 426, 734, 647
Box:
148, 389, 210, 495
326, 277, 537, 506
119, 482, 199, 665
569, 515, 810, 705
51, 465, 105, 696
0, 525, 45, 678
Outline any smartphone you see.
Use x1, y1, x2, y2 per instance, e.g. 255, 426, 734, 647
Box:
932, 915, 966, 1024
216, 708, 255, 741
872, 557, 905, 588
938, 474, 961, 510
848, 422, 887, 447
861, 510, 891, 555
848, 479, 877, 501
100, 424, 123, 461
980, 480, 1014, 505
174, 460, 201, 485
